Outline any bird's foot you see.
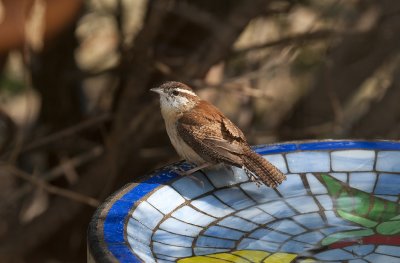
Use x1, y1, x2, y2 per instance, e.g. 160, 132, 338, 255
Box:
171, 163, 211, 188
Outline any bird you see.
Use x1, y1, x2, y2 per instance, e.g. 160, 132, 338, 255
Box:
151, 81, 286, 188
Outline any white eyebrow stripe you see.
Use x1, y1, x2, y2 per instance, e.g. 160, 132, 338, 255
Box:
175, 88, 196, 96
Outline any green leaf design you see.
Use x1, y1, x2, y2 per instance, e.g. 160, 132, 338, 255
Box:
320, 174, 400, 225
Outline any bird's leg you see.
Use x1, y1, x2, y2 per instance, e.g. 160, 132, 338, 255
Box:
183, 162, 211, 176
172, 163, 211, 188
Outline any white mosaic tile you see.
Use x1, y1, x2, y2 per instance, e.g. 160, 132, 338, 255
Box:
214, 187, 255, 210
237, 238, 279, 252
331, 150, 375, 172
293, 213, 325, 229
286, 196, 319, 213
349, 172, 377, 193
191, 195, 235, 218
257, 200, 296, 218
315, 194, 333, 210
152, 242, 192, 257
306, 173, 328, 194
171, 172, 214, 200
235, 207, 274, 225
172, 205, 216, 227
277, 174, 307, 197
131, 201, 163, 229
330, 172, 348, 183
286, 151, 330, 173
159, 218, 203, 237
126, 218, 152, 245
196, 236, 235, 248
218, 216, 258, 232
239, 182, 280, 203
206, 166, 249, 188
152, 229, 193, 247
127, 237, 156, 263
147, 186, 185, 214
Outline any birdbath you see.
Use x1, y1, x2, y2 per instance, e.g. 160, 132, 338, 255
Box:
88, 140, 400, 262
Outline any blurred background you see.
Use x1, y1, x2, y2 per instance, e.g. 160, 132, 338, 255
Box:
0, 0, 399, 262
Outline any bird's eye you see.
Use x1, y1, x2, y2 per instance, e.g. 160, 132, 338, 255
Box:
172, 90, 179, 96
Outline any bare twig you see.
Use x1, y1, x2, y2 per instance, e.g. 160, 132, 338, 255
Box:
3, 146, 103, 207
4, 165, 100, 207
233, 30, 336, 56
21, 113, 111, 153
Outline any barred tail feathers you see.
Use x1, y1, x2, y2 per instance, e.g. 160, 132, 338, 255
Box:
242, 150, 286, 188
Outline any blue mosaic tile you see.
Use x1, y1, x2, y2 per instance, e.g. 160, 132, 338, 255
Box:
171, 205, 216, 227
286, 196, 319, 213
316, 195, 333, 210
268, 219, 306, 235
286, 151, 330, 173
235, 207, 274, 225
264, 154, 288, 174
293, 231, 324, 244
331, 150, 375, 172
127, 237, 155, 263
375, 173, 400, 195
239, 182, 280, 203
344, 245, 375, 256
315, 248, 358, 260
193, 247, 230, 256
329, 172, 348, 183
152, 230, 193, 247
250, 228, 290, 242
376, 245, 400, 257
157, 259, 174, 263
277, 174, 307, 197
307, 173, 328, 194
196, 236, 235, 248
218, 216, 258, 232
258, 200, 296, 218
214, 187, 255, 210
171, 173, 214, 199
147, 186, 185, 214
131, 201, 163, 229
206, 166, 248, 188
191, 195, 234, 218
293, 213, 325, 229
159, 218, 202, 237
348, 260, 368, 263
364, 253, 400, 263
152, 242, 192, 257
320, 226, 361, 235
237, 238, 280, 252
349, 172, 377, 193
375, 195, 398, 201
126, 218, 152, 245
203, 226, 245, 240
325, 211, 355, 226
376, 151, 400, 172
281, 240, 314, 253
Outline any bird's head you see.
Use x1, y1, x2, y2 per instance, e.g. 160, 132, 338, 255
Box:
151, 81, 200, 114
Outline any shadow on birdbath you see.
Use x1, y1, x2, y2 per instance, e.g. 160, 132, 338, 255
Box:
88, 140, 400, 263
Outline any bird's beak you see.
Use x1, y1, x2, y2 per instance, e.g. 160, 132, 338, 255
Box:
150, 87, 162, 94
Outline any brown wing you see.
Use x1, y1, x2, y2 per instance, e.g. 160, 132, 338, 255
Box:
176, 100, 248, 166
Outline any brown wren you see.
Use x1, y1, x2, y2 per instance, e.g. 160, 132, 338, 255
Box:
151, 81, 286, 188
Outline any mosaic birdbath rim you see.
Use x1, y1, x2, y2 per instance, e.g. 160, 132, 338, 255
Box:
88, 139, 400, 263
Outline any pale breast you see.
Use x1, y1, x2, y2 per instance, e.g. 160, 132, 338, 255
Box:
163, 115, 206, 165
